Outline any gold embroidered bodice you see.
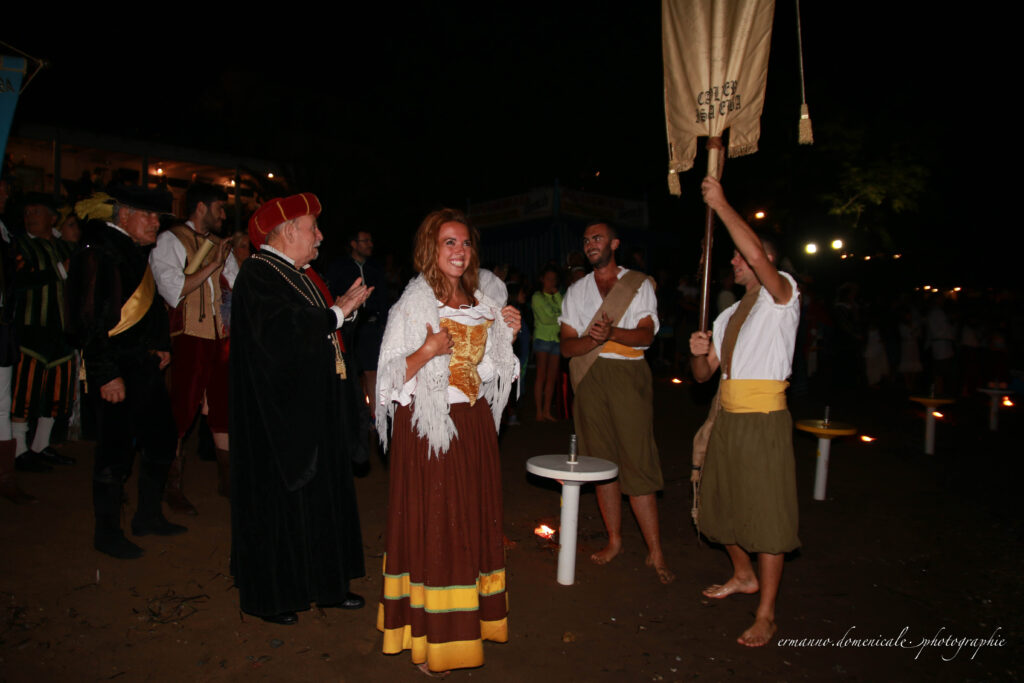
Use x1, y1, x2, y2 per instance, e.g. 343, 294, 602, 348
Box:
440, 317, 492, 405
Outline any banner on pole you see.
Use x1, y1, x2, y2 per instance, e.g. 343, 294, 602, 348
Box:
662, 0, 775, 193
0, 56, 27, 167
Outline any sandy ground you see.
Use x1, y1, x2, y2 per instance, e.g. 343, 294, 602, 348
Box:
2, 372, 1021, 682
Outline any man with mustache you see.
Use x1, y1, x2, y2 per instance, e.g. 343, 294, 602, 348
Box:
67, 186, 186, 559
559, 221, 674, 585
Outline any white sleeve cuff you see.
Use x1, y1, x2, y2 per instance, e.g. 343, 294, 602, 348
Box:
388, 376, 417, 407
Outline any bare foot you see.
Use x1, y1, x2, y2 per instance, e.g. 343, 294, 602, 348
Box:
645, 554, 675, 584
590, 539, 622, 565
737, 616, 777, 647
702, 576, 759, 599
416, 662, 450, 677
542, 412, 558, 422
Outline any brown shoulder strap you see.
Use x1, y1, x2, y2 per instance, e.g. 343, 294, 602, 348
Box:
568, 270, 653, 390
719, 286, 759, 378
582, 269, 649, 331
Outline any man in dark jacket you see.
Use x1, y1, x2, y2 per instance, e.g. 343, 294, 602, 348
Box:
66, 187, 186, 559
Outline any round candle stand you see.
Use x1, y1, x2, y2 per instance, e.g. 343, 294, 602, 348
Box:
795, 419, 856, 501
909, 396, 954, 455
526, 454, 618, 586
977, 388, 1015, 432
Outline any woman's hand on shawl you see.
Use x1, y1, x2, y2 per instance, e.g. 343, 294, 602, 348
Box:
422, 323, 453, 358
500, 305, 522, 338
404, 323, 453, 382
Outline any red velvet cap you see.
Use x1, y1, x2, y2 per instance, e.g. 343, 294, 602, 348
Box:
248, 192, 322, 249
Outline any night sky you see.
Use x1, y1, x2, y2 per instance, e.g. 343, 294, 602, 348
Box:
5, 4, 1001, 285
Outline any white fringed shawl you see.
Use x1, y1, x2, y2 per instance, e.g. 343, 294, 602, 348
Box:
375, 274, 519, 457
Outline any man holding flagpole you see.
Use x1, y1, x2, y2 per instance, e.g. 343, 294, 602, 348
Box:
689, 176, 800, 647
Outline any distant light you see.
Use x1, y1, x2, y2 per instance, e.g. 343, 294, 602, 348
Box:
595, 171, 600, 177
932, 411, 944, 419
860, 435, 876, 443
267, 172, 275, 179
864, 255, 871, 261
923, 285, 931, 291
805, 243, 818, 254
229, 179, 236, 187
953, 286, 962, 292
1004, 397, 1015, 407
831, 239, 843, 250
754, 211, 766, 220
894, 253, 902, 259
671, 378, 683, 384
156, 167, 164, 175
841, 254, 848, 260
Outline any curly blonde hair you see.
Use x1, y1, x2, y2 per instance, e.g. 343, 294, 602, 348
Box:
413, 208, 480, 303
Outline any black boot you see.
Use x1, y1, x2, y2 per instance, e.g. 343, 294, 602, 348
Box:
164, 445, 198, 515
131, 460, 188, 537
1, 440, 36, 504
215, 447, 230, 499
93, 481, 143, 559
196, 415, 216, 462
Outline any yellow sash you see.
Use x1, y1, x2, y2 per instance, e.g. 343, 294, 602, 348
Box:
108, 267, 155, 337
600, 340, 643, 358
720, 379, 788, 413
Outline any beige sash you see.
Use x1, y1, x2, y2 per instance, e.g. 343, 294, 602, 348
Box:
568, 269, 652, 391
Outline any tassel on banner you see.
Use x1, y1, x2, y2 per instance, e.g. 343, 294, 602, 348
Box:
668, 170, 681, 197
798, 103, 814, 145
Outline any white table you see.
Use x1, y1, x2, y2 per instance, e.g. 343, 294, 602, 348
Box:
795, 419, 857, 501
909, 396, 954, 455
526, 454, 618, 586
978, 388, 1015, 431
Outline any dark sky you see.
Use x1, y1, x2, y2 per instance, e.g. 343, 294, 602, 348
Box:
4, 4, 1002, 283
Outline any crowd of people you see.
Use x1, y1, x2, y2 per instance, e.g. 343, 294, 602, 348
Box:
2, 170, 1018, 677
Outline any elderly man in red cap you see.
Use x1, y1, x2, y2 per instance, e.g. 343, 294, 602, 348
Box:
229, 193, 371, 625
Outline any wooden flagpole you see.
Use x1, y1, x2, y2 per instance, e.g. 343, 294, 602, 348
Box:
698, 136, 725, 333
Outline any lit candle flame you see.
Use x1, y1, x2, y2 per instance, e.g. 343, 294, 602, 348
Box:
1003, 397, 1014, 407
671, 378, 682, 384
534, 524, 555, 539
860, 435, 876, 442
932, 411, 944, 419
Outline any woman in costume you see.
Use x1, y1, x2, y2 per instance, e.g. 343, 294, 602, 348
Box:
375, 208, 520, 675
530, 264, 563, 421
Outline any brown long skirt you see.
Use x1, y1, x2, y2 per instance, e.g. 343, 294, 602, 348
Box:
377, 400, 508, 672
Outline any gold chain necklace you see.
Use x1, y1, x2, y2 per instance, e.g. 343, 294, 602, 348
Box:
251, 254, 347, 378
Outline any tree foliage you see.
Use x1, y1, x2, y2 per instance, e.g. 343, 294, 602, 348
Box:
817, 124, 930, 247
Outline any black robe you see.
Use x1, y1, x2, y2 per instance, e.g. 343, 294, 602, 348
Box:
229, 249, 364, 617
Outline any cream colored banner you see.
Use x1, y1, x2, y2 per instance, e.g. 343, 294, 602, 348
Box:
662, 0, 775, 193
